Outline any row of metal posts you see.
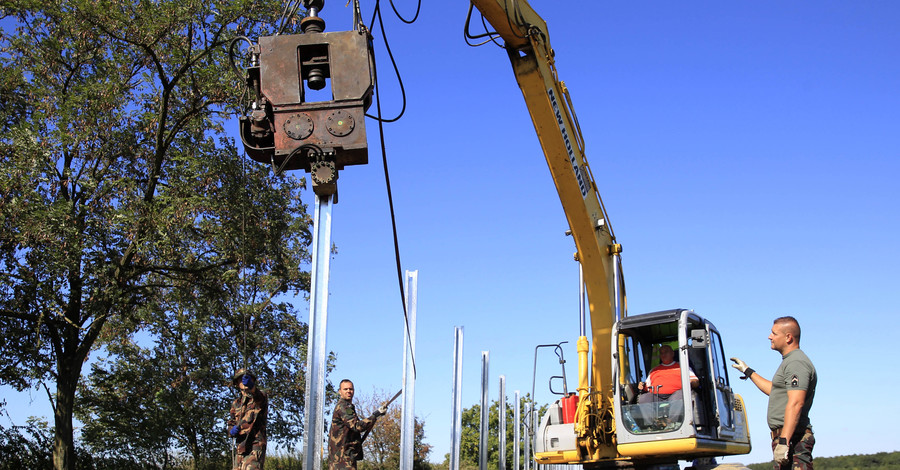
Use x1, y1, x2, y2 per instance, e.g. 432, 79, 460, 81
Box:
302, 202, 565, 470
450, 327, 576, 470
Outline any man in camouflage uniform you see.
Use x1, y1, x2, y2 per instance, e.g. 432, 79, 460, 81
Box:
327, 379, 386, 470
228, 369, 268, 470
732, 316, 817, 470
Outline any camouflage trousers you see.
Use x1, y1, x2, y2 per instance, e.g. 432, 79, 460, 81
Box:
233, 447, 266, 470
328, 455, 360, 470
771, 428, 815, 470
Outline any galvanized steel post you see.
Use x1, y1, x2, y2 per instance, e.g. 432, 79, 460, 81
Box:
479, 351, 490, 470
400, 270, 418, 470
450, 327, 464, 470
499, 375, 507, 470
531, 408, 543, 470
514, 390, 520, 470
303, 194, 333, 470
523, 401, 532, 470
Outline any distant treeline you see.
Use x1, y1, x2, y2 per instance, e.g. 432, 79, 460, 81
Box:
748, 451, 900, 470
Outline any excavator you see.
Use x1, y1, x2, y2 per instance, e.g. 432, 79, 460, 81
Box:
468, 2, 752, 468
467, 0, 750, 468
237, 0, 751, 468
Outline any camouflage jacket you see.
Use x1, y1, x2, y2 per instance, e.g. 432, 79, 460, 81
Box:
327, 398, 376, 469
228, 387, 268, 455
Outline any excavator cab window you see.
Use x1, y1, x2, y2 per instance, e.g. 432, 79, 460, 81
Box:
612, 310, 750, 457
617, 335, 645, 405
709, 328, 736, 432
617, 324, 690, 434
615, 312, 716, 437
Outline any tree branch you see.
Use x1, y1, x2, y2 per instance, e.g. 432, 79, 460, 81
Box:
0, 308, 60, 326
43, 382, 58, 415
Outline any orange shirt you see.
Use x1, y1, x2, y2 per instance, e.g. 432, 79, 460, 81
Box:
647, 362, 696, 395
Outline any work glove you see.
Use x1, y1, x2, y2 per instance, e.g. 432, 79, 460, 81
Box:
230, 425, 240, 437
773, 440, 790, 465
372, 404, 388, 418
730, 357, 755, 380
241, 374, 255, 388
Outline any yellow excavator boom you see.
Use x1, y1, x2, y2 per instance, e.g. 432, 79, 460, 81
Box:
470, 0, 626, 461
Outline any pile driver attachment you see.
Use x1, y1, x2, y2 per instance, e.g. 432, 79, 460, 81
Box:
238, 1, 374, 199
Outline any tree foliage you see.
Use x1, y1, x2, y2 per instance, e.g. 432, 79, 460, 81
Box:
744, 451, 900, 470
72, 147, 327, 469
0, 0, 313, 469
0, 417, 54, 470
354, 390, 433, 470
451, 395, 544, 470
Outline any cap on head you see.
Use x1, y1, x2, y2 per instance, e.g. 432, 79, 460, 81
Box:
233, 368, 256, 386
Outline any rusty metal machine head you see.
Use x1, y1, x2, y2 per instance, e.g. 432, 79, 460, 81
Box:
240, 1, 373, 199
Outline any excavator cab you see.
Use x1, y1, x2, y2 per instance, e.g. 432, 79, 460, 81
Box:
612, 309, 751, 460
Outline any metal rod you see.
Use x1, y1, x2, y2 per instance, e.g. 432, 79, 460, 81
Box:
303, 194, 333, 470
499, 375, 507, 470
532, 408, 539, 470
400, 270, 418, 470
479, 351, 490, 470
523, 398, 532, 470
450, 327, 464, 470
613, 252, 622, 321
579, 262, 586, 337
514, 390, 520, 470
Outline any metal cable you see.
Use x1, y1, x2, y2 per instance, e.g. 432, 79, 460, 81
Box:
464, 3, 502, 47
388, 0, 422, 24
365, 1, 408, 123
369, 22, 416, 378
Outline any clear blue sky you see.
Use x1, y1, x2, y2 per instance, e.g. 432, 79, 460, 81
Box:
5, 1, 900, 467
320, 0, 900, 465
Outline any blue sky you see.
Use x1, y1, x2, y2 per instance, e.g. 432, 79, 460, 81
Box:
5, 0, 900, 467
317, 0, 900, 465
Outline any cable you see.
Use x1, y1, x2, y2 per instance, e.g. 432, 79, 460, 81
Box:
364, 1, 416, 377
388, 0, 422, 24
464, 3, 502, 47
365, 1, 408, 123
277, 0, 306, 35
504, 0, 530, 41
228, 36, 253, 116
464, 0, 533, 48
228, 36, 252, 85
271, 143, 324, 176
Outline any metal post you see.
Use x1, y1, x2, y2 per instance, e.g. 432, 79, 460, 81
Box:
531, 408, 541, 470
523, 401, 533, 470
514, 390, 520, 470
499, 376, 507, 470
400, 270, 418, 470
303, 194, 333, 470
450, 327, 464, 470
479, 352, 490, 470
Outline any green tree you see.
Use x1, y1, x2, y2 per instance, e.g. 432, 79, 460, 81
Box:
0, 1, 307, 469
354, 390, 433, 470
0, 417, 54, 470
746, 451, 900, 470
72, 144, 321, 470
76, 274, 334, 469
453, 395, 544, 470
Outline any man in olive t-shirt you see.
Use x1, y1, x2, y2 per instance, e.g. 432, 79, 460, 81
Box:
731, 316, 817, 470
